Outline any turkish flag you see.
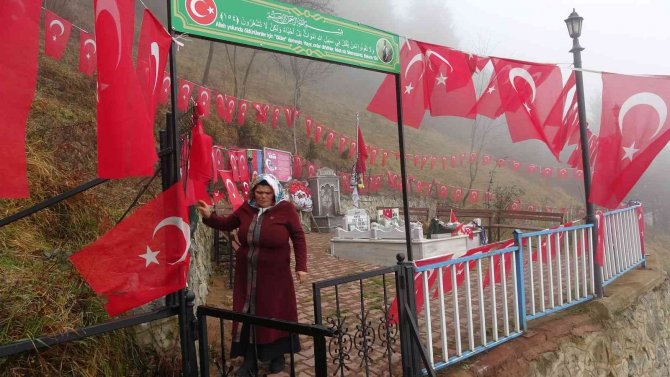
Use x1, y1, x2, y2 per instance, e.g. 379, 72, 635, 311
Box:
325, 131, 335, 151
348, 141, 357, 159
386, 171, 396, 189
526, 163, 538, 174
381, 150, 389, 167
195, 87, 211, 118
481, 154, 492, 165
70, 182, 190, 317
429, 156, 437, 170
270, 106, 281, 129
468, 189, 480, 204
441, 156, 448, 169
420, 155, 428, 170
543, 72, 579, 159
253, 102, 270, 123
438, 184, 448, 199
314, 124, 324, 144
283, 106, 298, 128
292, 155, 303, 179
45, 10, 72, 61
136, 9, 171, 122
590, 73, 670, 209
419, 41, 477, 119
338, 136, 347, 155
369, 148, 378, 165
496, 158, 506, 168
557, 168, 569, 179
0, 0, 40, 198
158, 71, 170, 105
367, 39, 427, 128
219, 170, 244, 210
188, 121, 213, 182
216, 94, 236, 123
469, 153, 478, 164
470, 69, 504, 119
452, 187, 463, 202
467, 54, 490, 74
236, 150, 250, 183
494, 58, 563, 146
78, 31, 97, 76
211, 145, 225, 182
228, 150, 240, 182
177, 79, 194, 112
541, 167, 553, 178
304, 117, 313, 136
511, 161, 522, 171
237, 99, 250, 125
574, 169, 584, 180
96, 0, 156, 178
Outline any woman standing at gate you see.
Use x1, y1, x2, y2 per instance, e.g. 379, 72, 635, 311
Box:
196, 174, 308, 376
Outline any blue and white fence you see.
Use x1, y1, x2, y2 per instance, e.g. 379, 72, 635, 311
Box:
601, 204, 646, 286
409, 204, 645, 373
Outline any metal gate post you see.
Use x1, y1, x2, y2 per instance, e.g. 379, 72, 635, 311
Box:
396, 254, 421, 376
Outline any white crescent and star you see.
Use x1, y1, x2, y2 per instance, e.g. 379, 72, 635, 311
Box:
49, 19, 65, 40
162, 77, 171, 92
508, 67, 537, 103
181, 84, 191, 99
618, 92, 667, 161
96, 0, 123, 70
404, 53, 425, 94
140, 216, 191, 267
226, 179, 239, 199
200, 90, 209, 103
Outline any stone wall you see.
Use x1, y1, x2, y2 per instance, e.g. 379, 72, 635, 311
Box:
524, 276, 670, 377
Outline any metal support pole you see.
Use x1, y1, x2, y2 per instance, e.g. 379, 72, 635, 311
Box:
394, 73, 414, 261
166, 1, 195, 375
570, 33, 603, 298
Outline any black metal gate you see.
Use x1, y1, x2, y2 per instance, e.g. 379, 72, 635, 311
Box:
312, 255, 436, 377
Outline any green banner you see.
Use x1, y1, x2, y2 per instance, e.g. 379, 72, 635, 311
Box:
172, 0, 400, 73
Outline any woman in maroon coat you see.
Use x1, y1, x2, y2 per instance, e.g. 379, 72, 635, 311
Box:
196, 174, 307, 376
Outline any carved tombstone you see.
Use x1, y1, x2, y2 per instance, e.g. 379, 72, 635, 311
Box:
307, 167, 343, 231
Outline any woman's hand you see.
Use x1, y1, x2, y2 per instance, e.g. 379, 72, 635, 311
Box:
195, 200, 213, 219
296, 271, 308, 284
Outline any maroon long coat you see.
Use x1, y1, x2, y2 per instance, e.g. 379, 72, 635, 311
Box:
204, 200, 307, 344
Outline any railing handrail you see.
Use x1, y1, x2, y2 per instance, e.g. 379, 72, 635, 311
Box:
518, 223, 593, 238
311, 265, 399, 289
196, 305, 335, 338
602, 204, 641, 217
0, 307, 177, 358
414, 246, 518, 273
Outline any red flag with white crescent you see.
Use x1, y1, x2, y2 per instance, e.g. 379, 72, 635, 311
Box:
237, 99, 250, 125
78, 31, 97, 76
196, 86, 211, 118
158, 71, 170, 105
177, 79, 194, 112
219, 170, 244, 210
325, 131, 335, 151
314, 124, 324, 144
136, 9, 171, 121
367, 39, 427, 128
304, 117, 313, 136
253, 102, 270, 123
69, 181, 190, 317
419, 41, 477, 119
95, 0, 156, 178
45, 10, 72, 61
0, 0, 40, 198
381, 150, 389, 167
591, 73, 670, 208
338, 136, 347, 155
270, 106, 281, 129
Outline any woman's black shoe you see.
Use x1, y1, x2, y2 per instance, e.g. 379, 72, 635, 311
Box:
269, 355, 286, 374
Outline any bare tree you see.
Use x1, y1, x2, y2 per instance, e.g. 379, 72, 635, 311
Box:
461, 43, 506, 207
272, 0, 336, 153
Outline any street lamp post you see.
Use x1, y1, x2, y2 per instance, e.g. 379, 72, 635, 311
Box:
564, 9, 603, 298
